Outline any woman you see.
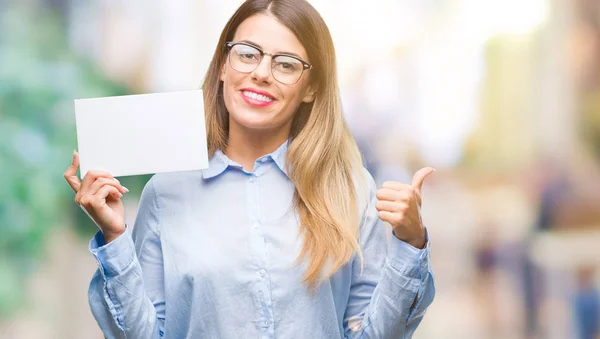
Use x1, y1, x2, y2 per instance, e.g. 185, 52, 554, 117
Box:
64, 0, 435, 338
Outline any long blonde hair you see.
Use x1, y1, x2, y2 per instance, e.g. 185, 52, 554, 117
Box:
202, 0, 365, 290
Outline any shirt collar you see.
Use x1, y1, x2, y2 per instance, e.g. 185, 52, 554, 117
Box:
201, 149, 230, 179
201, 139, 290, 179
270, 139, 289, 175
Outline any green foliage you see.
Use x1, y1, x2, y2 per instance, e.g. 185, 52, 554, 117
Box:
0, 5, 144, 317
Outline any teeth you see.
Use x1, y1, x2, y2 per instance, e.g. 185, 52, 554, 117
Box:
243, 91, 273, 103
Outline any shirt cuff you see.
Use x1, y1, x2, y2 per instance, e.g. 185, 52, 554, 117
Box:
387, 228, 431, 279
89, 226, 135, 278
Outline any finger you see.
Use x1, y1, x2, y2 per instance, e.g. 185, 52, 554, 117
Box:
81, 185, 120, 207
64, 150, 81, 192
80, 170, 117, 193
378, 211, 402, 225
381, 183, 417, 202
382, 181, 412, 191
376, 188, 411, 202
376, 200, 408, 213
411, 167, 435, 193
376, 188, 401, 202
88, 178, 128, 196
89, 180, 128, 200
96, 185, 121, 201
87, 185, 121, 209
77, 170, 121, 205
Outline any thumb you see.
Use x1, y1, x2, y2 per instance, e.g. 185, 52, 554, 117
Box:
411, 167, 435, 193
64, 150, 82, 193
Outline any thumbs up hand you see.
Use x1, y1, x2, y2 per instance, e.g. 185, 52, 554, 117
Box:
375, 167, 435, 249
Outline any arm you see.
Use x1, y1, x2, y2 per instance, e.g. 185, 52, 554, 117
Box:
344, 174, 435, 338
88, 178, 166, 339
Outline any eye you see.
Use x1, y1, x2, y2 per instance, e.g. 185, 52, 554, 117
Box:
233, 45, 261, 62
239, 53, 258, 61
273, 56, 302, 73
276, 62, 296, 70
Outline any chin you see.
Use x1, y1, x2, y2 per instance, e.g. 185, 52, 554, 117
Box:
231, 112, 282, 131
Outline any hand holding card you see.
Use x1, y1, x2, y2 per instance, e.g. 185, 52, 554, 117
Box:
64, 151, 127, 244
65, 90, 209, 242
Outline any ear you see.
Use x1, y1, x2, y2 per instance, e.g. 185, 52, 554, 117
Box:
302, 85, 316, 103
219, 61, 227, 82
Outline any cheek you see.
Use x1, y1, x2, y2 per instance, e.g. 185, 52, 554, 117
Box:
281, 84, 309, 109
222, 73, 243, 101
223, 86, 239, 116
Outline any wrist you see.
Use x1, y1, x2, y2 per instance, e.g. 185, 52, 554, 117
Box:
103, 229, 125, 244
405, 236, 426, 249
393, 228, 426, 249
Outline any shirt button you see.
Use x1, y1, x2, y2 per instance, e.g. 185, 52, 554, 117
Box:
253, 222, 260, 230
259, 269, 266, 277
262, 320, 270, 327
249, 177, 255, 183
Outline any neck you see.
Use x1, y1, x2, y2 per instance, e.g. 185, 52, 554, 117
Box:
225, 120, 291, 171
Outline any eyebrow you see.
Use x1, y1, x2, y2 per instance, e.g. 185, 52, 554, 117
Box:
238, 39, 305, 60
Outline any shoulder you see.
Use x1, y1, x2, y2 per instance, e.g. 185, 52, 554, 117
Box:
354, 167, 378, 218
133, 170, 205, 231
354, 167, 388, 246
136, 170, 206, 212
146, 170, 205, 196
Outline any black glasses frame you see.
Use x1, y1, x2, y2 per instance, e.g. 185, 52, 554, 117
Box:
224, 41, 312, 84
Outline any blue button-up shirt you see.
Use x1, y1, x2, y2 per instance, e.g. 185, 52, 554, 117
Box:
88, 140, 435, 338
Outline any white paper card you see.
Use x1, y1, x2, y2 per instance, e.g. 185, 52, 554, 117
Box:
74, 90, 208, 178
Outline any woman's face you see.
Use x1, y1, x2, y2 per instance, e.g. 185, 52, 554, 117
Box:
220, 13, 315, 135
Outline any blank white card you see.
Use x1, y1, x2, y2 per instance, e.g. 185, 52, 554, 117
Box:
74, 90, 209, 178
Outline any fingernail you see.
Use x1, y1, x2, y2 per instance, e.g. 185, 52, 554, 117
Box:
114, 178, 121, 184
73, 150, 76, 157
122, 186, 129, 193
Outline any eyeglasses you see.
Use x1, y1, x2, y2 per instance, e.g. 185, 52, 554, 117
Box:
225, 41, 312, 85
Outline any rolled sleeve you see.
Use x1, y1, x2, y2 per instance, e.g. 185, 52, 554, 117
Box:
388, 228, 431, 280
89, 227, 136, 278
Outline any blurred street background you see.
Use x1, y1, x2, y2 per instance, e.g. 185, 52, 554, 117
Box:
1, 0, 600, 338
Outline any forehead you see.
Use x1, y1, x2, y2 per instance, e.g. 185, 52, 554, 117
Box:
233, 13, 308, 60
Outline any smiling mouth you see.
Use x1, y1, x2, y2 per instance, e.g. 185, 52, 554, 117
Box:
242, 90, 274, 103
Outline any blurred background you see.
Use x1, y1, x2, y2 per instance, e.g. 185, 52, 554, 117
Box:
1, 0, 599, 338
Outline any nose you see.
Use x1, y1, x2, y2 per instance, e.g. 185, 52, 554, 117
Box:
251, 56, 273, 84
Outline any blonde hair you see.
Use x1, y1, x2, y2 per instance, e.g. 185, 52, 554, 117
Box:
202, 0, 365, 290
